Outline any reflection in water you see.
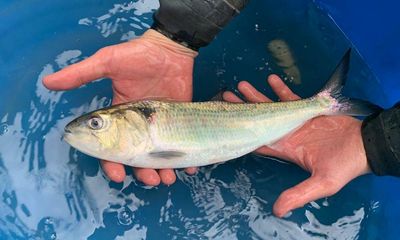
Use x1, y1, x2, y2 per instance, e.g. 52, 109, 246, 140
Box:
302, 209, 364, 239
0, 155, 34, 238
169, 162, 367, 240
78, 0, 159, 41
267, 39, 302, 85
0, 0, 384, 239
0, 2, 157, 238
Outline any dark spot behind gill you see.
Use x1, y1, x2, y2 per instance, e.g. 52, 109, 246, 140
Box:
133, 105, 157, 122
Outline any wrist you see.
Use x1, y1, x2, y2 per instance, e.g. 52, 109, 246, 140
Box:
355, 121, 372, 175
361, 103, 400, 177
152, 0, 248, 50
141, 29, 198, 59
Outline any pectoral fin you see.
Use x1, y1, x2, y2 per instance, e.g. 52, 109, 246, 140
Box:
148, 151, 186, 159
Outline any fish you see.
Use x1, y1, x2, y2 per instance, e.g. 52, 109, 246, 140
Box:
267, 39, 302, 84
64, 50, 379, 169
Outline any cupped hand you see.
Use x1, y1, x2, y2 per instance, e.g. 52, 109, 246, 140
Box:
223, 75, 371, 217
43, 29, 198, 186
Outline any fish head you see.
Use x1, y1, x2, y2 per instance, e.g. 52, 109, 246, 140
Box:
64, 107, 150, 161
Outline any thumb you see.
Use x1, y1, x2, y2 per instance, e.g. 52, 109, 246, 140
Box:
273, 175, 341, 218
43, 48, 110, 90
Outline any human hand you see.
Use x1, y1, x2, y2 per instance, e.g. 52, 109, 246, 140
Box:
43, 29, 198, 186
223, 75, 371, 217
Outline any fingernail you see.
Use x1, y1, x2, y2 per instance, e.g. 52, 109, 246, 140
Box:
269, 76, 280, 83
282, 211, 292, 218
110, 171, 124, 183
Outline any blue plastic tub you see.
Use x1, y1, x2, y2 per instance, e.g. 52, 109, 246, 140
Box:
0, 0, 399, 239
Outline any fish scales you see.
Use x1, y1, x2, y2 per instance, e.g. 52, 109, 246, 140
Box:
64, 50, 378, 169
142, 99, 325, 167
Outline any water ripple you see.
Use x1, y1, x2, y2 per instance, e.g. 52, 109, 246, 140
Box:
78, 0, 159, 40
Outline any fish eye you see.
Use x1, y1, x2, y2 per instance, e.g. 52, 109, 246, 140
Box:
87, 117, 103, 130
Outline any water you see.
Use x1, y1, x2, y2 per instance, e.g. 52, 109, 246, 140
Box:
0, 0, 397, 239
314, 0, 400, 106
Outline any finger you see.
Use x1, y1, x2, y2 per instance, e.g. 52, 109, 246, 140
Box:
222, 91, 243, 103
43, 48, 110, 90
268, 75, 300, 101
134, 168, 161, 186
238, 81, 272, 103
100, 160, 126, 183
184, 167, 198, 175
158, 169, 177, 185
273, 176, 341, 218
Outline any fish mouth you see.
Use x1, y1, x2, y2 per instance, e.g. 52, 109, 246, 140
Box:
64, 128, 72, 134
62, 126, 74, 144
63, 127, 72, 142
62, 132, 71, 143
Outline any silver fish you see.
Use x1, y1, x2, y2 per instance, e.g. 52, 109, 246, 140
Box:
64, 50, 377, 169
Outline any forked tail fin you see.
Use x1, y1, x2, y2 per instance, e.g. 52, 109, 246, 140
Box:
315, 49, 382, 116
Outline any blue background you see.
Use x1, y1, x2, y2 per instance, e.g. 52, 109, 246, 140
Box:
0, 0, 399, 239
315, 0, 400, 106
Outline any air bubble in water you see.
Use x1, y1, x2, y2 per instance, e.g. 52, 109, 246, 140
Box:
37, 217, 57, 240
118, 207, 133, 226
0, 123, 8, 135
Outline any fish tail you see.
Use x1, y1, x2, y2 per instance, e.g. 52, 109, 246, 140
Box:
315, 49, 382, 116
